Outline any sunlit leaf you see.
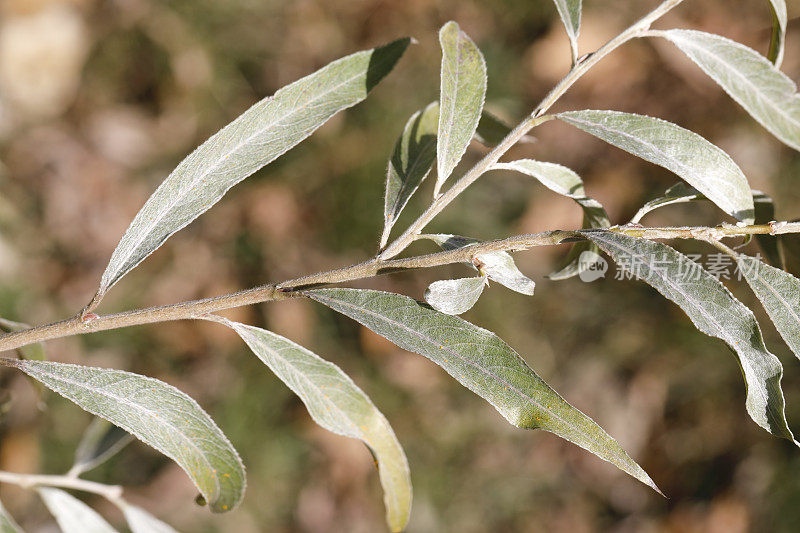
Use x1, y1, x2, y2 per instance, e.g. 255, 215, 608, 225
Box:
551, 0, 582, 62
491, 159, 610, 280
737, 254, 800, 362
0, 497, 22, 533
418, 234, 535, 295
658, 30, 799, 152
70, 418, 134, 477
307, 288, 660, 492
558, 110, 754, 223
382, 102, 439, 248
38, 488, 117, 533
586, 231, 795, 441
0, 360, 245, 513
767, 0, 788, 67
219, 319, 411, 532
121, 504, 177, 533
92, 38, 410, 303
425, 276, 487, 315
629, 182, 702, 224
435, 21, 487, 196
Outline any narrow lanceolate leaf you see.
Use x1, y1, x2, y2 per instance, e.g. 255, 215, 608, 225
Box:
221, 320, 411, 532
419, 234, 535, 295
436, 21, 487, 196
586, 232, 795, 441
558, 110, 755, 223
491, 159, 610, 280
551, 0, 582, 62
307, 288, 660, 492
382, 102, 439, 248
0, 360, 245, 513
38, 488, 117, 533
121, 504, 177, 533
94, 38, 410, 301
0, 497, 22, 533
767, 0, 788, 67
737, 254, 800, 361
658, 30, 800, 152
71, 418, 134, 476
425, 276, 487, 315
630, 182, 702, 224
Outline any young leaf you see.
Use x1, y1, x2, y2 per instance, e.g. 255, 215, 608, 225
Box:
490, 159, 610, 280
767, 0, 788, 67
435, 21, 487, 196
630, 182, 702, 224
382, 102, 439, 248
586, 231, 795, 441
418, 234, 535, 295
70, 418, 134, 477
120, 504, 177, 533
92, 38, 410, 303
558, 110, 755, 223
307, 288, 660, 493
0, 497, 22, 533
38, 488, 117, 533
551, 0, 582, 63
657, 30, 800, 152
424, 276, 487, 315
0, 360, 245, 513
737, 254, 800, 361
219, 319, 411, 532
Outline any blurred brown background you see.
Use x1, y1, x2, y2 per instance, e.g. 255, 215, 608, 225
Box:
1, 0, 800, 531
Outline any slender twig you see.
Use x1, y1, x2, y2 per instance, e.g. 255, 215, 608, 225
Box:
0, 470, 124, 502
378, 0, 686, 260
1, 221, 794, 355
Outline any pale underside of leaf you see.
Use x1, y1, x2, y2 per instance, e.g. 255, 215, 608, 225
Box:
737, 254, 800, 362
658, 29, 800, 152
1, 360, 245, 513
71, 418, 134, 477
551, 0, 582, 61
221, 320, 411, 532
418, 234, 536, 295
436, 21, 487, 196
0, 497, 22, 533
586, 232, 795, 442
425, 276, 487, 315
95, 38, 410, 300
558, 110, 755, 223
38, 488, 117, 533
630, 182, 702, 224
307, 288, 660, 492
382, 102, 439, 248
767, 0, 788, 67
491, 159, 610, 280
121, 504, 178, 533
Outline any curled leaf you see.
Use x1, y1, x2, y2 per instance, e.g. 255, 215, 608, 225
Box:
767, 0, 788, 67
38, 488, 117, 533
424, 276, 487, 315
120, 504, 178, 533
71, 418, 134, 477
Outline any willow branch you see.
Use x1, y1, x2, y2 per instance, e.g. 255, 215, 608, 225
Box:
0, 470, 124, 502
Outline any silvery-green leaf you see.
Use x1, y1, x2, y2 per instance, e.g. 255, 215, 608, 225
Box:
435, 21, 487, 196
93, 38, 410, 303
658, 30, 799, 152
753, 191, 783, 268
38, 488, 117, 533
424, 276, 487, 315
382, 102, 439, 248
121, 504, 177, 533
491, 160, 610, 280
767, 0, 788, 67
0, 497, 22, 533
737, 254, 800, 361
630, 182, 702, 224
0, 359, 245, 513
551, 0, 582, 63
0, 318, 45, 362
219, 320, 411, 532
586, 231, 795, 441
418, 234, 535, 295
558, 110, 754, 223
307, 288, 660, 492
70, 418, 134, 477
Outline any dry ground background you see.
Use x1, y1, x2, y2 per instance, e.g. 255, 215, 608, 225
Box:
1, 0, 800, 531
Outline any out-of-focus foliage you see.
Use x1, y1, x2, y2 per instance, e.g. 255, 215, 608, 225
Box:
1, 0, 799, 531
